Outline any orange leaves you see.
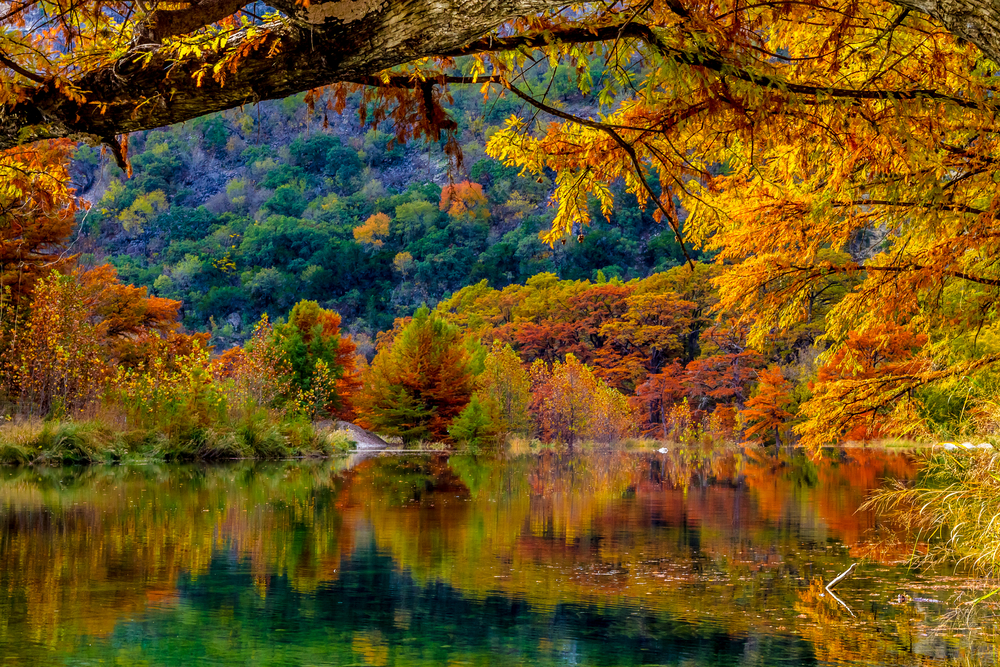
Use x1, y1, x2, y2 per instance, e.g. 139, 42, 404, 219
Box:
739, 367, 794, 445
0, 141, 76, 309
529, 353, 636, 445
795, 323, 933, 450
439, 181, 488, 221
356, 307, 476, 442
353, 212, 390, 248
80, 264, 181, 340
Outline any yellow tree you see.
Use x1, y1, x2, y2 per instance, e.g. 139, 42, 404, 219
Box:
3, 272, 108, 416
531, 354, 635, 446
477, 341, 531, 440
353, 212, 391, 249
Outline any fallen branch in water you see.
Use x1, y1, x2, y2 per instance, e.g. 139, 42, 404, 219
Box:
826, 562, 858, 591
825, 562, 858, 617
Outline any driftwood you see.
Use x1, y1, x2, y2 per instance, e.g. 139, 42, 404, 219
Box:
825, 562, 858, 617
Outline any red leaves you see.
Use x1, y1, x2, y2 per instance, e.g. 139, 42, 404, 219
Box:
740, 366, 794, 444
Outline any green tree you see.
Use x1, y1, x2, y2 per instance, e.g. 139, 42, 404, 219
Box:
270, 300, 359, 418
447, 395, 494, 452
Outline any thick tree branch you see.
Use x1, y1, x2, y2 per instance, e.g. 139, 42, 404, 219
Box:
891, 0, 1000, 63
140, 0, 250, 41
0, 0, 571, 150
1, 0, 995, 153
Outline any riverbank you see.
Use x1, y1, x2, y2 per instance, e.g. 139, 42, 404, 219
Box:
0, 417, 356, 465
0, 416, 963, 467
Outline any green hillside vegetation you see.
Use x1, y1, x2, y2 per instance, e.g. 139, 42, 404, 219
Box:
74, 61, 694, 352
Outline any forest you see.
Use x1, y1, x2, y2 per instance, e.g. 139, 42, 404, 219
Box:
0, 84, 847, 463
8, 1, 1000, 663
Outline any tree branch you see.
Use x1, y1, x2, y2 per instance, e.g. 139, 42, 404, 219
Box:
0, 0, 572, 150
139, 0, 250, 42
501, 80, 695, 268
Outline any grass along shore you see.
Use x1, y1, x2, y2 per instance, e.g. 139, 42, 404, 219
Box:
0, 416, 355, 465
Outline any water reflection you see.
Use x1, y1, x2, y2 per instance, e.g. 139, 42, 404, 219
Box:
0, 449, 993, 665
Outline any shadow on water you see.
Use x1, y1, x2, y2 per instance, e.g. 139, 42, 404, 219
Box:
0, 448, 995, 665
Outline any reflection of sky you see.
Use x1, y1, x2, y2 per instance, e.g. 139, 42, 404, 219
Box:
0, 452, 991, 666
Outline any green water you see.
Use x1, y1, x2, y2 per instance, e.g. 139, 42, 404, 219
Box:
0, 450, 995, 666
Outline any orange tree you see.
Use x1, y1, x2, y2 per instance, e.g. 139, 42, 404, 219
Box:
356, 306, 477, 442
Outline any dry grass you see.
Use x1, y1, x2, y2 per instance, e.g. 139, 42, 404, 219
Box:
0, 419, 45, 464
0, 419, 45, 447
862, 450, 1000, 574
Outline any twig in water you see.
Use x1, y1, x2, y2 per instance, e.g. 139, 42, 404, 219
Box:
825, 562, 858, 617
826, 562, 858, 591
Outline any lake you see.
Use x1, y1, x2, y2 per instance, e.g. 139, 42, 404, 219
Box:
0, 449, 995, 666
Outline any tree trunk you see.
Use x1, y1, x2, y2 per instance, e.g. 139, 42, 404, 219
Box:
892, 0, 1000, 64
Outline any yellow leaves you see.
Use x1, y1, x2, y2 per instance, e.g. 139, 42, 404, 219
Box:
547, 169, 608, 243
353, 212, 390, 248
3, 272, 108, 414
118, 189, 167, 233
532, 353, 636, 444
488, 117, 621, 245
392, 251, 414, 276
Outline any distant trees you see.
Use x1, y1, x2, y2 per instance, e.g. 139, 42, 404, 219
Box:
477, 341, 532, 441
740, 367, 794, 446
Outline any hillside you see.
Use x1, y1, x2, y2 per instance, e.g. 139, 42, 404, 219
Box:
72, 70, 696, 354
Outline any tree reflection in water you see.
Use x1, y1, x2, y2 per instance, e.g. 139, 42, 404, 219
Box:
0, 449, 993, 665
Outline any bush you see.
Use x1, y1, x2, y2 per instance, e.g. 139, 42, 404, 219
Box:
0, 442, 30, 465
447, 395, 495, 453
231, 415, 287, 459
35, 421, 113, 465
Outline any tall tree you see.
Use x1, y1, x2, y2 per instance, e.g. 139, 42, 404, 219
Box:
270, 300, 359, 419
357, 306, 476, 442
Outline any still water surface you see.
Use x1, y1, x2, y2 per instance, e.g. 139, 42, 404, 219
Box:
0, 449, 996, 666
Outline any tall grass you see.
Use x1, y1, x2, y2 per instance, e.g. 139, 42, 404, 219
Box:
863, 450, 1000, 573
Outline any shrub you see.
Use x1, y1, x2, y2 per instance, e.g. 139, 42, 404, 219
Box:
447, 395, 494, 452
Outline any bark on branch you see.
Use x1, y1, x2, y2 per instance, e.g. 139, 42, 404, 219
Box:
891, 0, 1000, 63
0, 0, 570, 150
